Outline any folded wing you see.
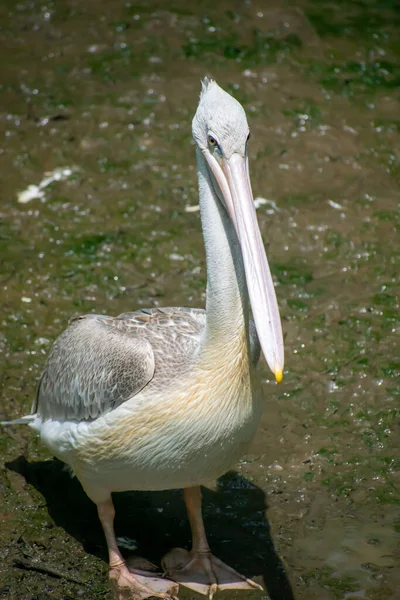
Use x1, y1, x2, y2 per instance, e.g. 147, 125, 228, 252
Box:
34, 314, 155, 422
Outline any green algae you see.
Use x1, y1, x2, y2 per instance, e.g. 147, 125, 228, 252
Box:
183, 28, 302, 65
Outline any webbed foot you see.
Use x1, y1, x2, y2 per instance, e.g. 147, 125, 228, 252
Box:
162, 548, 262, 598
110, 557, 179, 600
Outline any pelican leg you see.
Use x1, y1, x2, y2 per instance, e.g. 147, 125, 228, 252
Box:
97, 498, 178, 600
162, 487, 263, 598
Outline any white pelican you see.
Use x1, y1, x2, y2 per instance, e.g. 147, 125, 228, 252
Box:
5, 79, 284, 600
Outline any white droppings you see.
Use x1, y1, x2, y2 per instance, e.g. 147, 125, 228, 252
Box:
328, 199, 344, 210
269, 461, 283, 471
169, 253, 184, 261
17, 185, 46, 204
17, 166, 79, 204
35, 337, 51, 346
343, 124, 358, 135
254, 197, 268, 208
254, 197, 279, 212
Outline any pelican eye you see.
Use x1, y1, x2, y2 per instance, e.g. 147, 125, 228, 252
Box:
208, 135, 218, 147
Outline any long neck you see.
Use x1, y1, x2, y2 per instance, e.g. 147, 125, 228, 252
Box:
196, 148, 249, 354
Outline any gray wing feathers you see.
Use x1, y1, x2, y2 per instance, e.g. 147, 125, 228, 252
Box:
33, 305, 254, 422
34, 314, 155, 421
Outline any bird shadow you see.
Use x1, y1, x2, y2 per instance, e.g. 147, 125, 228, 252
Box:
6, 456, 295, 600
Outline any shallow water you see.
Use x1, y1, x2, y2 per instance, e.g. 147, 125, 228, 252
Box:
0, 1, 399, 599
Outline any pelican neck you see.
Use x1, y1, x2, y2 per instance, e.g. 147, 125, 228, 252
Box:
195, 147, 249, 353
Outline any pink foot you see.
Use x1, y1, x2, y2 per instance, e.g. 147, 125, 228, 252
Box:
162, 548, 263, 599
109, 557, 178, 600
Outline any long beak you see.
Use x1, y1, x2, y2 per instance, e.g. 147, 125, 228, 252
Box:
203, 151, 284, 382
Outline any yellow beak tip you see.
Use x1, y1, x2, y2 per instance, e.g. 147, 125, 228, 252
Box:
275, 369, 283, 384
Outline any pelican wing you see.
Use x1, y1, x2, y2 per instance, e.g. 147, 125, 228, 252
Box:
34, 313, 156, 421
33, 308, 206, 422
33, 306, 258, 422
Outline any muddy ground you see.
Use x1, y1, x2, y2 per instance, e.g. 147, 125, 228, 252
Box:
0, 0, 399, 599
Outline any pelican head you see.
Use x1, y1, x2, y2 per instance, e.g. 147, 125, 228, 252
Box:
192, 78, 284, 382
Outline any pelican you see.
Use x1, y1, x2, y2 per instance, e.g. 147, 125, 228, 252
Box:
4, 79, 284, 600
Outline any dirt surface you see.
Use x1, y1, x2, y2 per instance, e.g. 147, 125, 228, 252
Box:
0, 1, 399, 599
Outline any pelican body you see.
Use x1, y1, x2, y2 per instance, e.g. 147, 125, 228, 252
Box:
38, 308, 260, 496
8, 79, 284, 600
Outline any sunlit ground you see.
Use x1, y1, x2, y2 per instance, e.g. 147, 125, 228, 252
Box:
0, 1, 399, 598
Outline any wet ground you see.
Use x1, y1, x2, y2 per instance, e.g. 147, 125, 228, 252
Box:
0, 0, 399, 598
